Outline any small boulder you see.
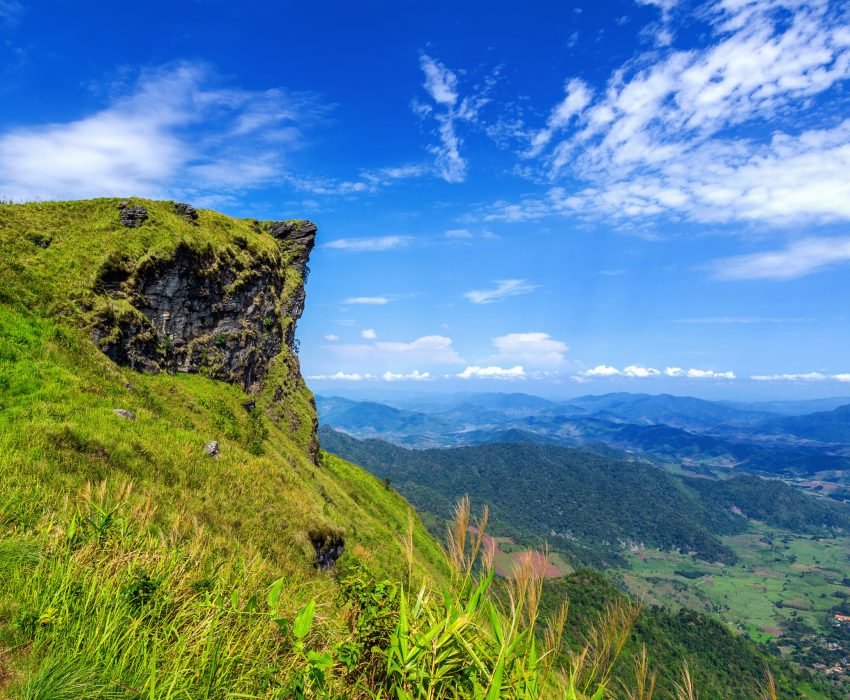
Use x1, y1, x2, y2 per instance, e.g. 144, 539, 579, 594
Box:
204, 440, 220, 458
175, 202, 199, 223
242, 399, 256, 412
113, 408, 137, 421
309, 531, 345, 570
120, 206, 148, 228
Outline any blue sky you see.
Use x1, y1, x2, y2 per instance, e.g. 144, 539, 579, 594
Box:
2, 0, 850, 399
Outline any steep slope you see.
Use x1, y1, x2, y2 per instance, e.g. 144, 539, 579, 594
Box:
0, 199, 449, 697
0, 199, 448, 578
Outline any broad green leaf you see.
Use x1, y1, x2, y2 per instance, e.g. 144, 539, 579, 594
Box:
266, 576, 285, 609
293, 599, 316, 639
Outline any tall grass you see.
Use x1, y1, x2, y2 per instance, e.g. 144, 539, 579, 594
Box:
0, 477, 658, 699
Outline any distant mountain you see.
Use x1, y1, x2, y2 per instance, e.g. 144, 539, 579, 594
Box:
720, 397, 850, 416
315, 395, 456, 445
316, 393, 850, 474
449, 392, 556, 413
549, 393, 773, 430
756, 403, 850, 443
319, 427, 850, 566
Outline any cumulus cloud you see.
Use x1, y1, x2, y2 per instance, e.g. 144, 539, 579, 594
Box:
684, 368, 736, 379
360, 329, 377, 340
323, 334, 340, 342
324, 235, 412, 252
622, 365, 662, 378
485, 0, 850, 229
492, 332, 568, 367
457, 365, 526, 379
344, 296, 390, 305
584, 364, 734, 378
711, 237, 850, 280
0, 62, 325, 202
583, 364, 621, 376
382, 370, 432, 382
415, 54, 488, 183
308, 371, 372, 381
464, 279, 538, 304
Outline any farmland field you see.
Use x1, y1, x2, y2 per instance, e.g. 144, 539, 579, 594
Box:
615, 525, 850, 674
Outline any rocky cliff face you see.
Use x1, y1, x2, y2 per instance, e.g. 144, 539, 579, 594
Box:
94, 219, 315, 394
89, 206, 319, 460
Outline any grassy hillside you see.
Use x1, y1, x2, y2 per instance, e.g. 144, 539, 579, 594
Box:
0, 200, 454, 698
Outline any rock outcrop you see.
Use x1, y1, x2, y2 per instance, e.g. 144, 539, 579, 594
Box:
93, 219, 316, 395
310, 530, 345, 570
118, 200, 149, 228
174, 202, 199, 223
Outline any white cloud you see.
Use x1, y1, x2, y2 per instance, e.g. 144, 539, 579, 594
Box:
487, 0, 850, 229
457, 365, 526, 379
834, 373, 850, 382
361, 328, 377, 340
711, 237, 850, 280
323, 334, 339, 342
420, 55, 459, 106
622, 365, 662, 378
445, 228, 474, 239
464, 279, 539, 304
327, 334, 464, 367
585, 364, 735, 379
635, 0, 680, 46
415, 54, 488, 183
492, 332, 568, 367
308, 371, 372, 382
751, 372, 828, 382
374, 335, 463, 363
287, 163, 428, 197
526, 79, 592, 157
584, 364, 621, 376
664, 367, 735, 379
344, 296, 390, 305
382, 370, 432, 382
685, 368, 736, 379
324, 236, 412, 252
0, 62, 325, 202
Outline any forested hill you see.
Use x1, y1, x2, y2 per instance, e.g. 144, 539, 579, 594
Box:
320, 426, 850, 565
755, 403, 850, 443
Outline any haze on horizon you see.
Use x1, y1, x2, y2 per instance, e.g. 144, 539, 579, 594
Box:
1, 0, 848, 398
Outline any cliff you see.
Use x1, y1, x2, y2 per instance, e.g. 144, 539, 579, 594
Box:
0, 197, 446, 577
